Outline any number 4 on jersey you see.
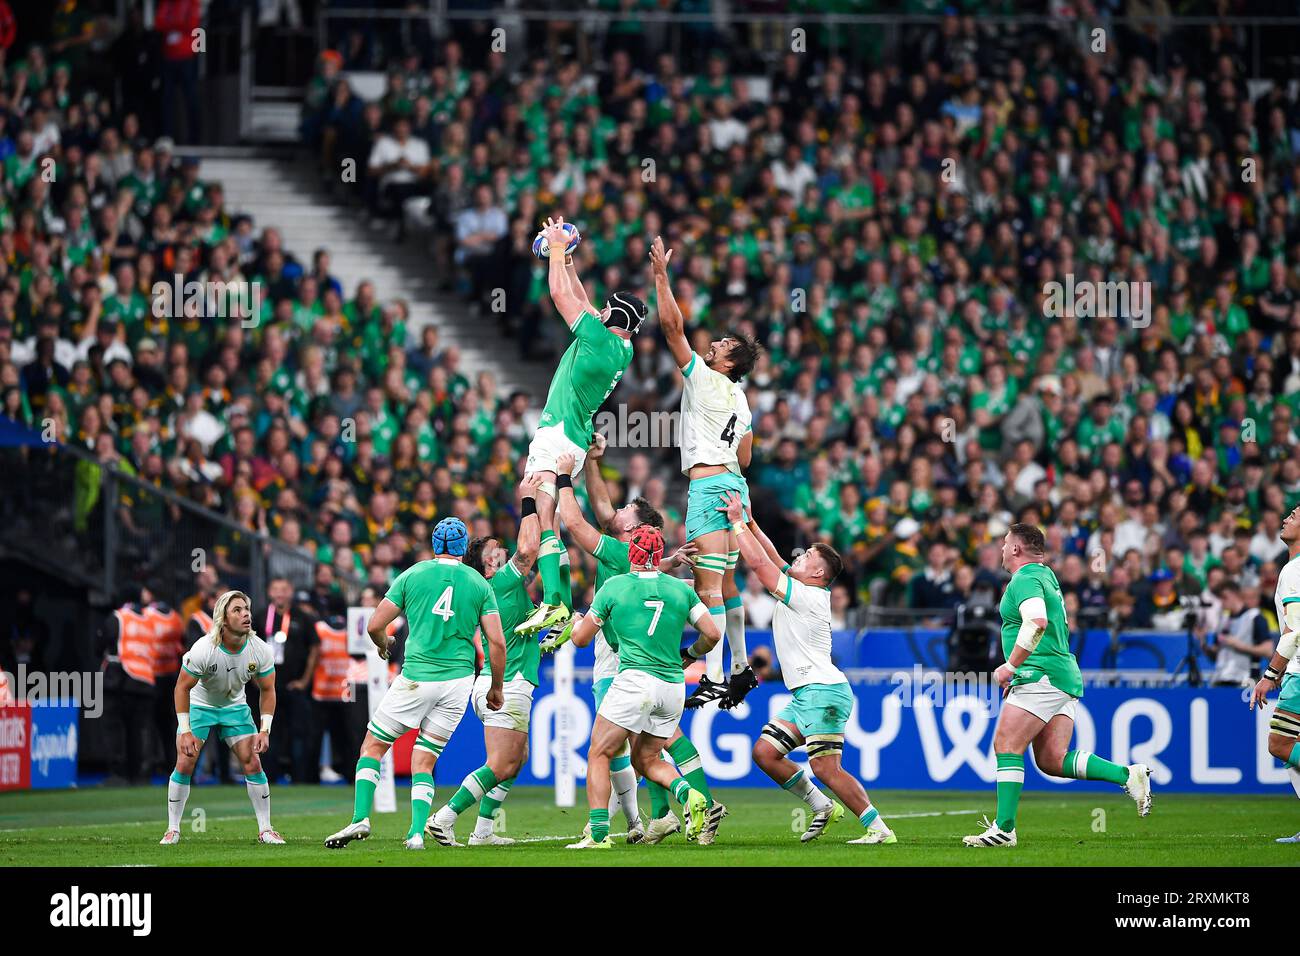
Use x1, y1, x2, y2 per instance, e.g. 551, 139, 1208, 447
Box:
720, 414, 737, 447
431, 586, 455, 620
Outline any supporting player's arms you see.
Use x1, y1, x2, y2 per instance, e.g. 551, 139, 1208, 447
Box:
719, 491, 782, 594
745, 508, 786, 570
253, 672, 276, 754
543, 217, 585, 329
556, 453, 604, 555
569, 611, 601, 649
650, 236, 694, 369
367, 599, 401, 659
511, 474, 544, 575
582, 440, 617, 528
480, 610, 507, 710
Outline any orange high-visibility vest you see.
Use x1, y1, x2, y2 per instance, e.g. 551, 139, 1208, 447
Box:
113, 607, 156, 685
146, 605, 185, 678
190, 610, 213, 633
312, 620, 350, 702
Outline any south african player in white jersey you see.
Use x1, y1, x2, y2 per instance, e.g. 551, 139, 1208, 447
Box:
515, 216, 645, 641
721, 492, 896, 845
963, 523, 1151, 848
650, 235, 761, 711
563, 524, 723, 849
325, 516, 507, 851
1249, 503, 1300, 843
161, 589, 281, 846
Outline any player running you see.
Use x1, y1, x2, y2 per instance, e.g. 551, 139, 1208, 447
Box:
650, 236, 760, 710
721, 492, 896, 845
325, 517, 506, 851
515, 215, 645, 641
1249, 503, 1300, 843
963, 523, 1151, 848
547, 446, 722, 845
562, 525, 723, 849
161, 589, 282, 846
426, 477, 545, 846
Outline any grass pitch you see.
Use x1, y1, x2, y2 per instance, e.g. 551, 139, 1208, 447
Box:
1, 784, 1295, 867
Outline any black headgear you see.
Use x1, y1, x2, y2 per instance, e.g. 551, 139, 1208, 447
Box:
604, 291, 647, 333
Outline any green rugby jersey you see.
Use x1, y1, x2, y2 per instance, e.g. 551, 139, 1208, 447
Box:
491, 558, 540, 685
999, 561, 1083, 697
593, 533, 631, 641
537, 310, 632, 448
385, 557, 499, 681
590, 570, 706, 683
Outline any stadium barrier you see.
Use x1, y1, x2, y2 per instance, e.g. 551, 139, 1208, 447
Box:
0, 702, 79, 792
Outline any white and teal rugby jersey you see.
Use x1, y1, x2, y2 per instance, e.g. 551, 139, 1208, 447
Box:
181, 633, 276, 708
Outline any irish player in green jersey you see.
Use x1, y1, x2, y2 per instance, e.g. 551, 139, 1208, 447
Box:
427, 476, 545, 847
650, 236, 761, 711
1248, 503, 1300, 842
963, 523, 1152, 848
162, 589, 282, 846
325, 517, 507, 851
548, 446, 713, 845
562, 525, 723, 849
722, 492, 896, 846
516, 216, 645, 640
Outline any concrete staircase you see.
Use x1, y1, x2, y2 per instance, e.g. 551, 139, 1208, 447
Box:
191, 150, 553, 399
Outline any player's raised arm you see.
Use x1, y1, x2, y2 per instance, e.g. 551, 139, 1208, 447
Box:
555, 452, 605, 555
543, 217, 585, 330
745, 505, 787, 571
564, 248, 598, 317
367, 597, 401, 659
582, 437, 617, 526
650, 235, 694, 369
718, 491, 782, 594
511, 473, 544, 574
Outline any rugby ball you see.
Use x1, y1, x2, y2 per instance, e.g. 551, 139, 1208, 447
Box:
532, 222, 581, 259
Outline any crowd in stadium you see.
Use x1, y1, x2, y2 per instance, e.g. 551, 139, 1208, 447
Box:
1, 6, 1300, 692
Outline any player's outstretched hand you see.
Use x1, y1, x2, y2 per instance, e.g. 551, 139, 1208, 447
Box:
253, 731, 269, 755
541, 216, 569, 253
716, 490, 745, 524
650, 235, 673, 275
521, 472, 544, 496
587, 432, 607, 460
486, 686, 504, 711
664, 542, 698, 570
556, 452, 577, 478
1249, 676, 1276, 710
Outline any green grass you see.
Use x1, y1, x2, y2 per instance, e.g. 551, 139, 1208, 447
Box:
0, 785, 1295, 866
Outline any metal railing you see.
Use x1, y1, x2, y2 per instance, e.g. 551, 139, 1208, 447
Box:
0, 437, 361, 610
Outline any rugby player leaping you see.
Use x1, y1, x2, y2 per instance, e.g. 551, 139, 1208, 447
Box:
515, 216, 647, 640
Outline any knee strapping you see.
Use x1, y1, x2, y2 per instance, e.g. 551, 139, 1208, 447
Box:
1271, 710, 1300, 739
695, 552, 729, 576
725, 550, 739, 571
537, 481, 557, 500
805, 734, 844, 759
760, 721, 799, 757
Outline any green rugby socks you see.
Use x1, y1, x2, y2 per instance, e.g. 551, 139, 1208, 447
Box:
352, 756, 381, 823
995, 752, 1024, 832
450, 765, 499, 815
407, 772, 434, 839
667, 736, 712, 807
1061, 749, 1131, 786
589, 807, 610, 843
538, 530, 564, 607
